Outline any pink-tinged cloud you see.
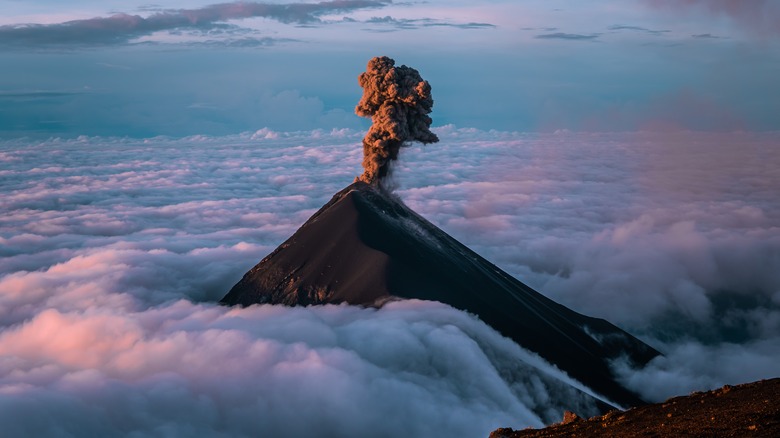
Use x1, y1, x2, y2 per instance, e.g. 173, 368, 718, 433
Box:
0, 299, 608, 435
644, 0, 780, 37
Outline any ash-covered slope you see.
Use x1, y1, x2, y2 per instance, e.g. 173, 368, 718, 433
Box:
222, 182, 659, 408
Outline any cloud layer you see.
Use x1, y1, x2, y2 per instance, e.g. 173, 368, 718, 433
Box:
1, 128, 779, 435
393, 128, 780, 401
3, 298, 608, 436
0, 129, 609, 436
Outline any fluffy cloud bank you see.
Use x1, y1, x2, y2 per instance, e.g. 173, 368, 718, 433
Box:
394, 129, 780, 401
2, 298, 606, 436
1, 128, 779, 435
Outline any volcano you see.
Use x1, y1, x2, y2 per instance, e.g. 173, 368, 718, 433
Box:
221, 182, 659, 409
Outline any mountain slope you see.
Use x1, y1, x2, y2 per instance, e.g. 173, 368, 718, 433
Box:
222, 182, 659, 408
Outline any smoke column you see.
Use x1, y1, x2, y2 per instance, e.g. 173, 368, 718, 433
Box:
355, 56, 439, 185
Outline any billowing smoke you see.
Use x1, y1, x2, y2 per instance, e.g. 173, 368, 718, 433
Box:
355, 56, 439, 185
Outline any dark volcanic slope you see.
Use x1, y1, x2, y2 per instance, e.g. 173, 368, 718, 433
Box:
491, 378, 780, 438
222, 182, 659, 408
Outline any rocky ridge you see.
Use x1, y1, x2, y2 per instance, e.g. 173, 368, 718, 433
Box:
490, 378, 780, 438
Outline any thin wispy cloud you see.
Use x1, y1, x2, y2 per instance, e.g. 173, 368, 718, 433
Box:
363, 15, 495, 30
0, 0, 389, 48
189, 35, 297, 47
535, 32, 600, 41
0, 90, 87, 99
608, 25, 669, 36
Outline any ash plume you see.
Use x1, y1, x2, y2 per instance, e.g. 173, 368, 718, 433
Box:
355, 56, 439, 185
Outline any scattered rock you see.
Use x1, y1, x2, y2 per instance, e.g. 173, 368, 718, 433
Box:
561, 410, 581, 424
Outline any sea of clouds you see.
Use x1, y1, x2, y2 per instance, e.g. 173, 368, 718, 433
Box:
1, 127, 779, 436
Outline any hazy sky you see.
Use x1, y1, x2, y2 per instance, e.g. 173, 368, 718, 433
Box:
1, 0, 779, 138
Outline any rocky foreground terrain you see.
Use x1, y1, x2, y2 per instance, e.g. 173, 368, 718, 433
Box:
491, 378, 780, 438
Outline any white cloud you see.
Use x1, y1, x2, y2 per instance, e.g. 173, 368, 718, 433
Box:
1, 128, 779, 434
0, 287, 603, 436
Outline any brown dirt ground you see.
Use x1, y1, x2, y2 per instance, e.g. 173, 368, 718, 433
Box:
490, 378, 780, 438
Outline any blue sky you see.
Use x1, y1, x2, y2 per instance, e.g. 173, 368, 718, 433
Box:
1, 0, 779, 137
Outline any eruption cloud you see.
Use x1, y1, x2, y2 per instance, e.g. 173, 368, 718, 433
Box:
355, 56, 439, 185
